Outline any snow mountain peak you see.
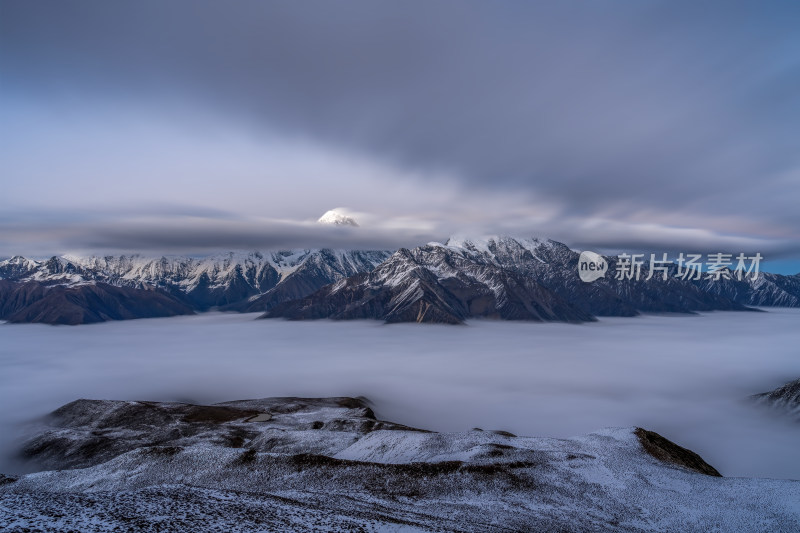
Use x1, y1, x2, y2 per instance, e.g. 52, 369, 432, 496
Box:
317, 210, 359, 227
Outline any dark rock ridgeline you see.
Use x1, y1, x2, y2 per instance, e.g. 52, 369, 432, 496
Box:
0, 281, 194, 325
635, 428, 721, 477
264, 238, 765, 324
752, 378, 800, 421
0, 250, 390, 324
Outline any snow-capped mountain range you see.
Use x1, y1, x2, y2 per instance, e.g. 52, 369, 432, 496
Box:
2, 249, 387, 300
1, 235, 799, 324
0, 249, 391, 324
265, 240, 597, 323
265, 236, 799, 323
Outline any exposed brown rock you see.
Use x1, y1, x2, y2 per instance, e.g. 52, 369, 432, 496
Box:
635, 428, 721, 477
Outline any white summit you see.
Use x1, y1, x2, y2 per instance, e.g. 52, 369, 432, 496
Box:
317, 209, 359, 227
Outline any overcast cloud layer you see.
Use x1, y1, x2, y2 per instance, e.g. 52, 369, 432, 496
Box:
1, 1, 799, 262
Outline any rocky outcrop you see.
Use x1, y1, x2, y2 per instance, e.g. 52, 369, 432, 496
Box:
695, 271, 800, 308
3, 396, 799, 532
752, 378, 800, 421
634, 428, 721, 476
20, 396, 424, 471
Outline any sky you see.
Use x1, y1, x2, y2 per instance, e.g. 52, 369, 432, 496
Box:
1, 1, 799, 271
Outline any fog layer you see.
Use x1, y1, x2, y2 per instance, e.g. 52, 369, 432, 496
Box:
1, 310, 799, 479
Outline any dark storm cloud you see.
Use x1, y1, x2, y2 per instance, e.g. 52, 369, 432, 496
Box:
3, 208, 798, 262
0, 212, 439, 256
80, 220, 433, 253
1, 1, 799, 252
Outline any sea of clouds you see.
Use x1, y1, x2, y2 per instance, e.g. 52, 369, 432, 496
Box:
1, 309, 799, 479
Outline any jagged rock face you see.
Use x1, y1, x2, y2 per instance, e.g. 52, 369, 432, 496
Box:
264, 237, 755, 323
493, 236, 800, 311
4, 396, 799, 532
444, 236, 754, 315
265, 245, 596, 324
2, 236, 797, 324
752, 378, 800, 421
696, 271, 800, 307
230, 249, 392, 313
0, 256, 40, 280
58, 250, 390, 310
0, 249, 390, 323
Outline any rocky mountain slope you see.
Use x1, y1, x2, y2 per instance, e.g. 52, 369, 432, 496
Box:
437, 237, 761, 315
2, 396, 798, 531
695, 270, 800, 308
752, 378, 800, 421
265, 237, 759, 323
0, 280, 194, 325
3, 235, 799, 325
227, 249, 391, 313
0, 249, 390, 324
265, 245, 595, 323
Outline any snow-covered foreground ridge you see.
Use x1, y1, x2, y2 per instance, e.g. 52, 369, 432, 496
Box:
2, 396, 798, 532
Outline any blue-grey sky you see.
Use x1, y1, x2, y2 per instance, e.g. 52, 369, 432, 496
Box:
1, 1, 799, 271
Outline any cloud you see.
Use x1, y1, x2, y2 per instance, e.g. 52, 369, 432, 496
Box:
0, 214, 433, 256
3, 205, 798, 263
1, 1, 799, 256
3, 311, 800, 479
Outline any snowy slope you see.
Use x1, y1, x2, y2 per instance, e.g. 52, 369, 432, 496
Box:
2, 396, 799, 532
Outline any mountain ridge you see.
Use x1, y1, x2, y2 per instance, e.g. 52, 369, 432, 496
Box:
264, 236, 782, 324
4, 395, 799, 531
2, 236, 799, 324
0, 248, 390, 324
